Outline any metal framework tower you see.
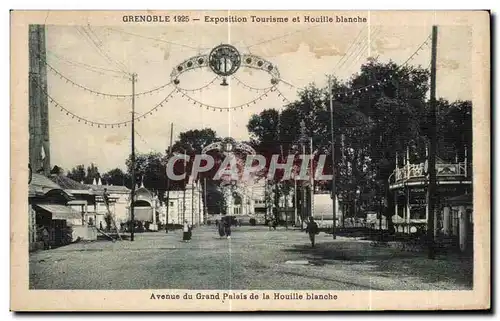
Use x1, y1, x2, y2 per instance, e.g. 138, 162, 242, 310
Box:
29, 24, 50, 175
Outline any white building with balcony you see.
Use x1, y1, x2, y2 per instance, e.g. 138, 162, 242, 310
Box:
388, 153, 472, 251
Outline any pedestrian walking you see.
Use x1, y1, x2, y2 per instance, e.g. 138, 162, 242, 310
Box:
306, 217, 319, 248
217, 219, 225, 238
182, 220, 191, 242
223, 217, 232, 239
42, 226, 50, 250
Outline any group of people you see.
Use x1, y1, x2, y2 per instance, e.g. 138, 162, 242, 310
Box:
182, 215, 320, 247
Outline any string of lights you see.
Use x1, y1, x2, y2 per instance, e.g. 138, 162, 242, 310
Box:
37, 80, 177, 128
176, 86, 277, 111
274, 87, 291, 104
45, 61, 173, 98
275, 33, 431, 102
233, 76, 275, 92
174, 76, 219, 92
334, 33, 431, 98
135, 130, 156, 152
276, 78, 299, 89
400, 34, 432, 67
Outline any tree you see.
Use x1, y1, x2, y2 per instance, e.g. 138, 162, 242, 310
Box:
102, 168, 129, 186
126, 152, 167, 198
435, 99, 472, 162
67, 164, 86, 183
171, 128, 219, 155
246, 58, 439, 229
85, 163, 100, 184
168, 128, 222, 187
204, 180, 226, 214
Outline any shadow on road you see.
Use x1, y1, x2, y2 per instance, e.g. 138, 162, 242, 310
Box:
280, 270, 384, 290
282, 241, 473, 288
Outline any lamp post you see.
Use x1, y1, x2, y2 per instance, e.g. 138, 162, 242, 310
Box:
355, 188, 361, 227
328, 76, 337, 239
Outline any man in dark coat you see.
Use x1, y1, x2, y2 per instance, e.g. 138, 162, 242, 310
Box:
223, 217, 232, 239
217, 218, 225, 238
306, 217, 319, 248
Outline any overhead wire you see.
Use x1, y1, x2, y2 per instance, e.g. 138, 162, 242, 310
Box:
332, 25, 367, 72
47, 51, 130, 79
247, 24, 322, 48
105, 26, 210, 51
75, 26, 129, 75
337, 27, 380, 73
86, 25, 130, 73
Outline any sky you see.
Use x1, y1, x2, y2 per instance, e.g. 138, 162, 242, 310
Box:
42, 12, 472, 173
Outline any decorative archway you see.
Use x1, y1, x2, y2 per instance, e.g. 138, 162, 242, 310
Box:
132, 187, 154, 222
202, 138, 256, 216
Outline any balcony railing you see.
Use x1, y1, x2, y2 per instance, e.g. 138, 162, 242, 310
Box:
394, 162, 467, 182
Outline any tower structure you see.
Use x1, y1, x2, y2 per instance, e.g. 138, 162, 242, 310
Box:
29, 24, 50, 175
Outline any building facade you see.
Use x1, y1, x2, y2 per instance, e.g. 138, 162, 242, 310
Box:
87, 184, 131, 229
29, 173, 89, 251
389, 155, 472, 250
162, 182, 204, 227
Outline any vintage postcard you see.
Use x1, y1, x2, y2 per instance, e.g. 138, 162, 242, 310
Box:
10, 10, 490, 311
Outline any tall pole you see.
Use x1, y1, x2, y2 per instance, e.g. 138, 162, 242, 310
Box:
204, 177, 207, 223
310, 136, 314, 222
198, 181, 201, 225
264, 180, 268, 223
29, 25, 51, 176
427, 26, 438, 259
329, 76, 337, 239
294, 178, 298, 227
284, 188, 288, 230
130, 73, 137, 242
165, 123, 173, 233
302, 143, 307, 230
191, 180, 194, 226
183, 150, 186, 223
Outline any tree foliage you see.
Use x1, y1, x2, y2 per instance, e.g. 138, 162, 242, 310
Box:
67, 163, 101, 184
101, 168, 129, 186
67, 164, 86, 183
247, 58, 472, 224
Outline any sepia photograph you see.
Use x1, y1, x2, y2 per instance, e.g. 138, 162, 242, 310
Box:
10, 10, 490, 311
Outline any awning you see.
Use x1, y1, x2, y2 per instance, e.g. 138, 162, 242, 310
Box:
67, 200, 88, 206
35, 204, 82, 220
